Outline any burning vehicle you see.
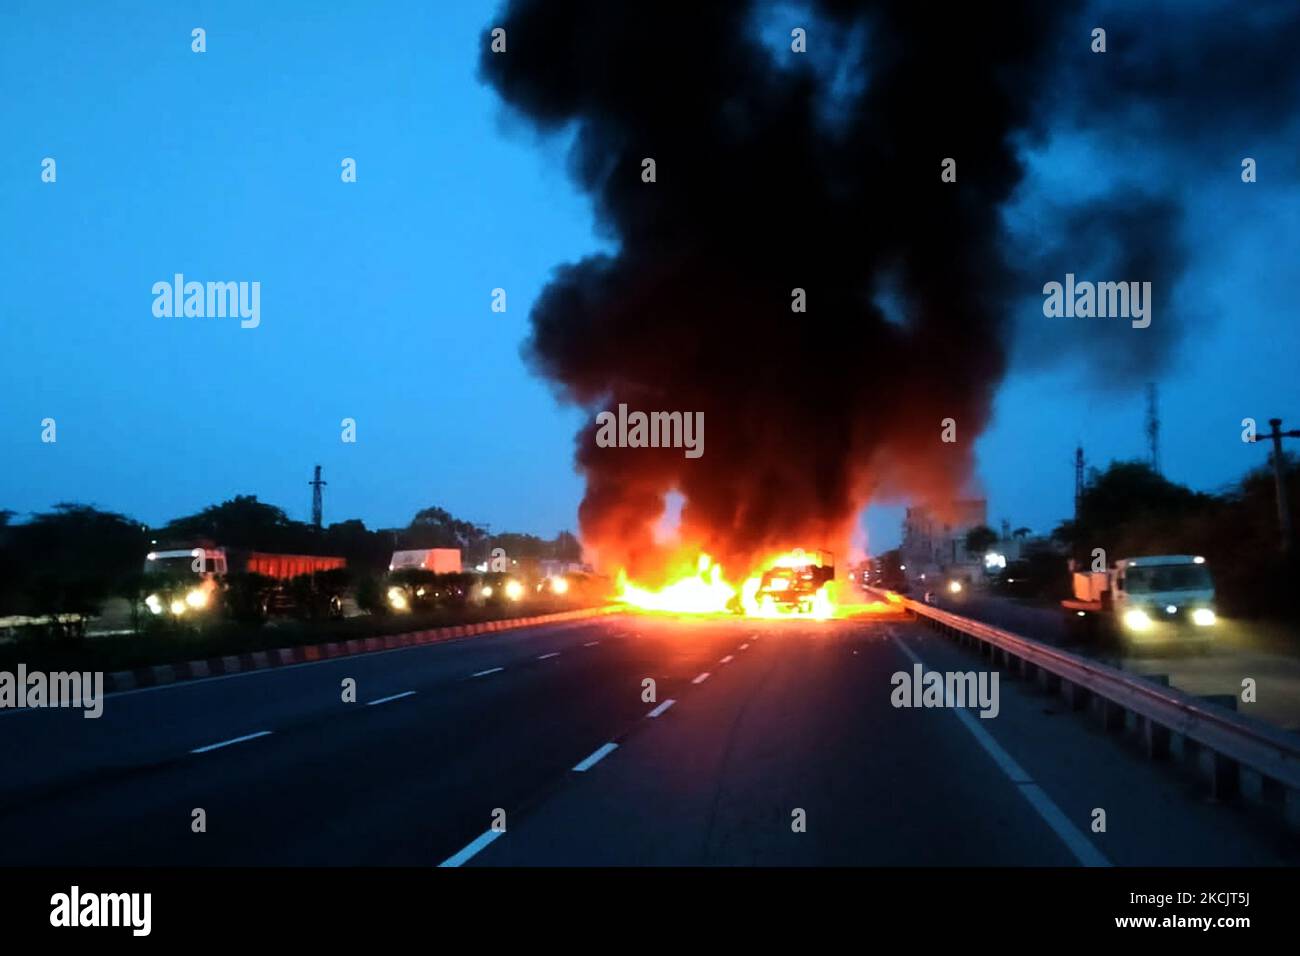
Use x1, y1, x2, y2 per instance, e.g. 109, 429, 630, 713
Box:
749, 550, 835, 616
616, 549, 839, 620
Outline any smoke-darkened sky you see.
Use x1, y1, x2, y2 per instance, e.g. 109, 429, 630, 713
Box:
1, 0, 1297, 555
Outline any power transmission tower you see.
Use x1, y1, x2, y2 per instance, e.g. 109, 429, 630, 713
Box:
1145, 382, 1160, 474
309, 465, 326, 529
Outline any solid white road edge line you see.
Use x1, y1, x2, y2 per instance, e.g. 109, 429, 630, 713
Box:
889, 632, 1111, 868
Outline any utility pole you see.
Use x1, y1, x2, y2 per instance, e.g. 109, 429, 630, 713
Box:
1074, 445, 1085, 521
309, 465, 326, 529
1145, 382, 1160, 474
1258, 418, 1300, 553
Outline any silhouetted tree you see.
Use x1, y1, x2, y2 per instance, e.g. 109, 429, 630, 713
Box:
0, 504, 147, 617
405, 506, 486, 551
158, 495, 299, 550
964, 525, 998, 556
553, 530, 583, 562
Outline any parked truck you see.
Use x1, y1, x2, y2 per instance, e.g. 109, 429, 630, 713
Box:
1061, 554, 1217, 648
142, 545, 347, 619
388, 548, 462, 574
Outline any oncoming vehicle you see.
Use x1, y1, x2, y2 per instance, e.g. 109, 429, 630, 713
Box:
142, 548, 225, 617
1062, 554, 1217, 649
143, 546, 347, 620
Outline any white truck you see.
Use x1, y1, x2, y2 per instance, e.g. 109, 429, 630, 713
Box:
388, 548, 462, 573
1061, 554, 1217, 648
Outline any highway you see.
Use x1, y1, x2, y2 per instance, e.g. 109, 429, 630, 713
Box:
0, 608, 1292, 866
940, 592, 1300, 732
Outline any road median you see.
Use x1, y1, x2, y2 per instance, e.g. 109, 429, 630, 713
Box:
101, 605, 622, 693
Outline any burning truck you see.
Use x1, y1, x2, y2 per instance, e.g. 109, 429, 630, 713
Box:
748, 549, 835, 617
617, 549, 838, 620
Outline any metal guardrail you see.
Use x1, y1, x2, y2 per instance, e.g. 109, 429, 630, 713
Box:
871, 589, 1300, 830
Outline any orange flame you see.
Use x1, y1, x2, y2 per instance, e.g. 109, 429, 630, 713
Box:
616, 550, 842, 620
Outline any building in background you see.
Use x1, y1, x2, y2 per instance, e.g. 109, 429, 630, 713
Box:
899, 499, 988, 584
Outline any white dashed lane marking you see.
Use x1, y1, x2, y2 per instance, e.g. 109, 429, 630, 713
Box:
537, 652, 561, 660
719, 655, 734, 664
692, 672, 711, 684
190, 731, 273, 755
646, 699, 676, 718
470, 667, 503, 678
572, 742, 618, 772
438, 829, 503, 867
366, 691, 417, 706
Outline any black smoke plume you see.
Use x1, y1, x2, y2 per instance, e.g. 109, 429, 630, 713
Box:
479, 0, 1299, 577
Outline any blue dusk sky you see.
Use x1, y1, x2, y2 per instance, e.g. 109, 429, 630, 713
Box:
1, 0, 1296, 553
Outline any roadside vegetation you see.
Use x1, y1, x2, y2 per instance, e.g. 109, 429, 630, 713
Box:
0, 496, 602, 671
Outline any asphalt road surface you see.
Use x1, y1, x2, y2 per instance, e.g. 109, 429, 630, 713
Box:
0, 611, 1292, 866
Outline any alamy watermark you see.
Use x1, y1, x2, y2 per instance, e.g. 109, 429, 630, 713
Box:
0, 665, 103, 718
50, 886, 151, 936
595, 403, 704, 459
1042, 273, 1151, 329
152, 274, 260, 329
890, 663, 999, 719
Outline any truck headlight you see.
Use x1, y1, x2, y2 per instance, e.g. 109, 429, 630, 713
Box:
145, 593, 163, 615
185, 587, 208, 609
1122, 608, 1153, 631
1191, 608, 1217, 627
505, 580, 524, 601
169, 599, 187, 616
387, 587, 409, 611
948, 580, 963, 594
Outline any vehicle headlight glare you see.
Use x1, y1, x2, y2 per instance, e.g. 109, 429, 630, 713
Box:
1122, 608, 1153, 631
387, 587, 408, 611
1192, 608, 1217, 627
